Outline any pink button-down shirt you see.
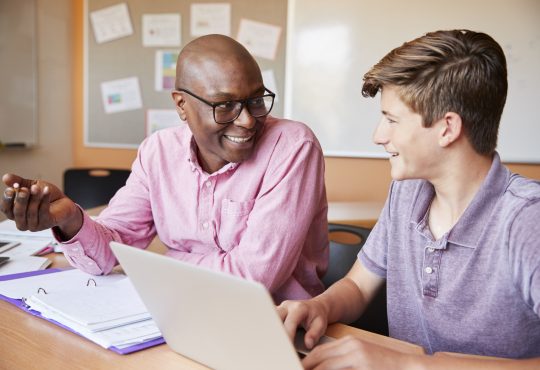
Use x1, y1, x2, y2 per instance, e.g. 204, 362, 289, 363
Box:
60, 117, 328, 302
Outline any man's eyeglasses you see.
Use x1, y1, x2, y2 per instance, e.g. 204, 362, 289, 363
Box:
176, 87, 275, 124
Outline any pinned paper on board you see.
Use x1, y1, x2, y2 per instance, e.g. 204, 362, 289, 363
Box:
237, 19, 281, 60
155, 50, 179, 91
100, 77, 143, 114
146, 109, 181, 137
142, 13, 181, 47
90, 3, 133, 44
190, 3, 231, 36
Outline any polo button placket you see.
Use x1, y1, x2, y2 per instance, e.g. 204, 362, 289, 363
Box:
422, 245, 443, 298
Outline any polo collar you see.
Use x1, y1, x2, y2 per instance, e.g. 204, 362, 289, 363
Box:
410, 152, 511, 249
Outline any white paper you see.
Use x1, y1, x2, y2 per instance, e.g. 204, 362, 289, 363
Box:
0, 256, 51, 276
1, 240, 52, 258
27, 279, 150, 329
23, 277, 162, 349
90, 3, 133, 44
237, 19, 281, 60
0, 268, 126, 299
0, 219, 54, 239
190, 3, 231, 36
0, 220, 57, 258
100, 77, 143, 114
154, 50, 179, 91
90, 319, 160, 348
142, 13, 181, 47
262, 69, 279, 102
146, 109, 181, 136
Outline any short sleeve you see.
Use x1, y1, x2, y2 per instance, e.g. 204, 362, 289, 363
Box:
358, 182, 396, 278
509, 199, 540, 317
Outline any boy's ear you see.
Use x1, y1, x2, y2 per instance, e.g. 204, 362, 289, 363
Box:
171, 91, 187, 121
438, 112, 463, 147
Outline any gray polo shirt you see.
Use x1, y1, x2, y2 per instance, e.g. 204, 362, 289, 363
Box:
359, 153, 540, 358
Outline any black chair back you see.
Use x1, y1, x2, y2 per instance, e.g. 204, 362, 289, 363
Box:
63, 168, 130, 209
323, 223, 389, 336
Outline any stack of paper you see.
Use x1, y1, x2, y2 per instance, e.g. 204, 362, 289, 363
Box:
0, 219, 57, 276
0, 256, 51, 276
0, 219, 55, 241
0, 269, 162, 349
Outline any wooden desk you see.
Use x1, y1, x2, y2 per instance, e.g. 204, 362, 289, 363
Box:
0, 203, 395, 369
0, 299, 423, 370
0, 300, 422, 370
0, 251, 423, 370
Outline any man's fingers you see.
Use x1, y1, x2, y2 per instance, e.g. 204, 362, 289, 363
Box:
302, 336, 355, 369
276, 304, 287, 321
26, 185, 42, 230
2, 173, 32, 189
304, 315, 327, 349
38, 186, 52, 227
12, 187, 30, 230
281, 303, 309, 341
1, 187, 16, 219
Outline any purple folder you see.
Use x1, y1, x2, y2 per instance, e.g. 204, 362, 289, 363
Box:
0, 268, 165, 354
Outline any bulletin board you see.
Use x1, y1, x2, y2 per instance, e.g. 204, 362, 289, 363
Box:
0, 0, 37, 148
285, 0, 540, 163
84, 0, 287, 148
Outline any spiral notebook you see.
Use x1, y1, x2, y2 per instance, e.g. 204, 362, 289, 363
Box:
0, 268, 165, 354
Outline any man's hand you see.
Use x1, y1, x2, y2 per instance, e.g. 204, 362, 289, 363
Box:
1, 173, 83, 239
302, 335, 413, 370
277, 298, 330, 350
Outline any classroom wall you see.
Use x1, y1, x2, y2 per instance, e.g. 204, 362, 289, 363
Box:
70, 1, 540, 202
0, 0, 73, 188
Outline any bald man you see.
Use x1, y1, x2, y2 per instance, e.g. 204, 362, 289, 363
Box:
1, 35, 328, 303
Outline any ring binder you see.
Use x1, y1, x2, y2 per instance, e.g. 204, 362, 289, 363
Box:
21, 296, 29, 308
0, 269, 165, 354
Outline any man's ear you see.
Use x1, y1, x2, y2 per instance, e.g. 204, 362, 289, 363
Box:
171, 91, 187, 121
438, 112, 463, 148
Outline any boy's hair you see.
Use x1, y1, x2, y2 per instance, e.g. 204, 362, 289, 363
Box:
362, 29, 507, 155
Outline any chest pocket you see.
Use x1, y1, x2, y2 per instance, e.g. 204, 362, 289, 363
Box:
217, 198, 255, 251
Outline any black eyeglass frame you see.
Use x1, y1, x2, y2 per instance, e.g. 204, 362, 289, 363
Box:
176, 87, 276, 124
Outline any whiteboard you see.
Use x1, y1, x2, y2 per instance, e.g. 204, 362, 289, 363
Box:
285, 0, 540, 163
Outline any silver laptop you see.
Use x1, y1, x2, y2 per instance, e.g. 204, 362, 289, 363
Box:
110, 241, 303, 370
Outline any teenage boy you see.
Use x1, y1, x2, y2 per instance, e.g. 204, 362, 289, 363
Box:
279, 29, 540, 369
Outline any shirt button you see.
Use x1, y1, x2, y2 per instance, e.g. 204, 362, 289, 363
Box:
427, 247, 435, 253
425, 267, 433, 274
202, 221, 209, 229
87, 261, 93, 266
72, 248, 79, 252
205, 181, 211, 188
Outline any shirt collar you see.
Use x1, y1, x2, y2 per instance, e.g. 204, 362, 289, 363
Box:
410, 152, 511, 249
186, 135, 238, 176
448, 152, 510, 248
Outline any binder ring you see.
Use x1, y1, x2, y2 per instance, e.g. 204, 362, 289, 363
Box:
37, 287, 47, 294
86, 278, 97, 287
